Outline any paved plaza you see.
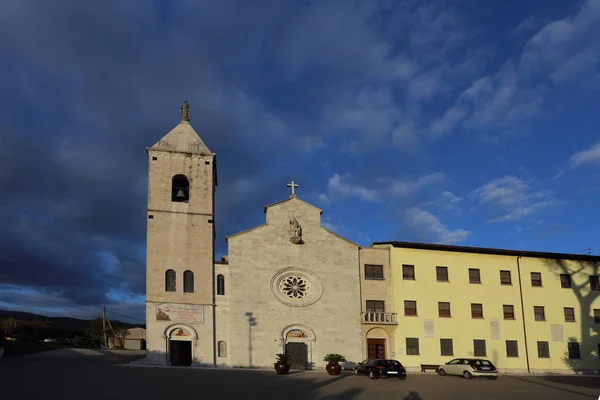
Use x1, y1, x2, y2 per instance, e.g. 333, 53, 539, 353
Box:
1, 349, 599, 399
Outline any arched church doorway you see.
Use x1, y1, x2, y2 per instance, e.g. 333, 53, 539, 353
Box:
168, 327, 194, 366
282, 326, 314, 370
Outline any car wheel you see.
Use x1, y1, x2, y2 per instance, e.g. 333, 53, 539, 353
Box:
398, 375, 407, 380
463, 371, 473, 379
438, 368, 446, 376
369, 370, 378, 379
353, 369, 359, 375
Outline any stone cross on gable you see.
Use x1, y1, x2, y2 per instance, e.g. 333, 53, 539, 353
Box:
287, 180, 299, 197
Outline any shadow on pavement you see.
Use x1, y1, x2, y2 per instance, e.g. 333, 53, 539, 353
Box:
542, 375, 600, 390
507, 375, 597, 399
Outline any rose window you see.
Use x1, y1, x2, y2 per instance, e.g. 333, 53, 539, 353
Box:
279, 276, 311, 299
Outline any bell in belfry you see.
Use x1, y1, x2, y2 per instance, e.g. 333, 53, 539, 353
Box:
175, 188, 186, 201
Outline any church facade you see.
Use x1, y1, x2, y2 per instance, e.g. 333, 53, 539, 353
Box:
145, 103, 600, 374
144, 103, 368, 369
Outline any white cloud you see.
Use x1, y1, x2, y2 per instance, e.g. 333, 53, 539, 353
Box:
472, 176, 560, 222
427, 191, 463, 212
519, 0, 600, 86
568, 142, 600, 169
316, 194, 331, 205
430, 61, 544, 138
328, 174, 382, 202
403, 207, 471, 244
322, 86, 402, 142
327, 172, 447, 203
430, 0, 600, 139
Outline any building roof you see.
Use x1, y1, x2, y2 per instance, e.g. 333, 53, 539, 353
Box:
372, 241, 600, 262
149, 121, 213, 155
263, 195, 323, 214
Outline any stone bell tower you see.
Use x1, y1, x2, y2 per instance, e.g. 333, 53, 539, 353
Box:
145, 100, 217, 366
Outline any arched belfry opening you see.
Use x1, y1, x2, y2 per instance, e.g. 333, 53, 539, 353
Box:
171, 174, 189, 203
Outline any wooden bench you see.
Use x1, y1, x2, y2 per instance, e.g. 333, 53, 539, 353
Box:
420, 364, 439, 372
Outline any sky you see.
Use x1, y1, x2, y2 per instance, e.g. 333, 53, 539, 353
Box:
0, 0, 599, 323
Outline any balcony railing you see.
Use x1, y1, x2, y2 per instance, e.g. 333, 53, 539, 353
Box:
361, 312, 398, 325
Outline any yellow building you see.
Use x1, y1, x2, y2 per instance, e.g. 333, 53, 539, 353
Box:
365, 241, 600, 374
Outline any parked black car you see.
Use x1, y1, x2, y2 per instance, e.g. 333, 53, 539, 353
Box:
353, 359, 407, 379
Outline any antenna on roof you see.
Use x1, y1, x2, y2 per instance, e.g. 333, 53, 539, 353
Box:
582, 248, 592, 255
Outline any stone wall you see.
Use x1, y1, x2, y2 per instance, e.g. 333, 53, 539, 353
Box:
225, 197, 364, 369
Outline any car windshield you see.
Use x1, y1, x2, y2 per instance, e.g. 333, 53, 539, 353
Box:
381, 360, 402, 367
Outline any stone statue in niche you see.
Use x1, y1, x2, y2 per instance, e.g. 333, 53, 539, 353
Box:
289, 217, 304, 244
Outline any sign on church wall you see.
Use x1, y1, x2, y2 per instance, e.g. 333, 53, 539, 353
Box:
424, 319, 435, 338
550, 324, 564, 342
156, 303, 204, 323
489, 319, 501, 339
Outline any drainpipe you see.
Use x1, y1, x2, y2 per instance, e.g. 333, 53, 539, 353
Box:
516, 255, 531, 374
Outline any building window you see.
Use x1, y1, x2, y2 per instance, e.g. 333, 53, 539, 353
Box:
471, 303, 483, 319
560, 274, 572, 288
365, 264, 384, 280
500, 270, 512, 285
531, 272, 542, 287
473, 339, 486, 357
438, 302, 451, 317
171, 174, 190, 203
537, 341, 550, 358
564, 307, 575, 322
183, 270, 194, 293
217, 274, 225, 295
440, 339, 453, 356
165, 269, 176, 292
404, 300, 417, 316
469, 268, 481, 283
590, 276, 600, 291
366, 300, 385, 313
595, 309, 600, 324
436, 266, 449, 282
503, 305, 515, 320
218, 341, 227, 357
506, 340, 519, 357
402, 264, 415, 280
534, 306, 545, 321
406, 338, 420, 355
568, 342, 581, 359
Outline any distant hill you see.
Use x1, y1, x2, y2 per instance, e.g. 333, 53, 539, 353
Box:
0, 309, 144, 339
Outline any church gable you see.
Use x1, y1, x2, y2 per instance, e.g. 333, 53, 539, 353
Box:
226, 194, 358, 248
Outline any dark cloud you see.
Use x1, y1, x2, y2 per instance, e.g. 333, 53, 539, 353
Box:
0, 0, 485, 319
0, 0, 327, 318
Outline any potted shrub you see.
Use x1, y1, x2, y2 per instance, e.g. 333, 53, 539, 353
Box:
323, 353, 345, 375
274, 353, 291, 375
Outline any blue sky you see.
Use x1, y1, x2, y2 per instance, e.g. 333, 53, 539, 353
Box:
0, 0, 599, 322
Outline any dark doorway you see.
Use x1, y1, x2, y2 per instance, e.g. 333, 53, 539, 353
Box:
285, 342, 308, 369
367, 338, 386, 359
170, 340, 192, 366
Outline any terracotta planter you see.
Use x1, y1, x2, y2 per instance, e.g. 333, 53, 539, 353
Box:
274, 362, 291, 375
326, 362, 341, 375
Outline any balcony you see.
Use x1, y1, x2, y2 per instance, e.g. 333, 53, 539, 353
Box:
361, 312, 398, 325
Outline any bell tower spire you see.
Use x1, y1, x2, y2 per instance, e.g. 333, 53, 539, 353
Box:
144, 101, 218, 366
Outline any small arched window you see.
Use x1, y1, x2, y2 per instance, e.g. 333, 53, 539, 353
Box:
165, 269, 176, 292
172, 174, 189, 203
217, 274, 225, 295
184, 270, 194, 293
218, 341, 227, 357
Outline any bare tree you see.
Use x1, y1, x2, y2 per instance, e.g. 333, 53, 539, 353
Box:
1, 318, 16, 335
544, 258, 599, 373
